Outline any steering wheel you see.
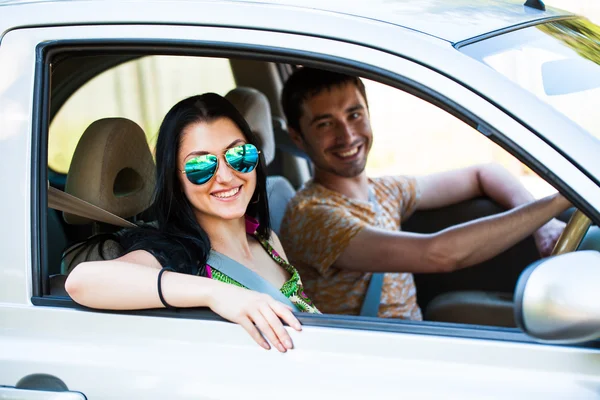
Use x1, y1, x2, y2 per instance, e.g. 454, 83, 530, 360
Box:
551, 209, 592, 255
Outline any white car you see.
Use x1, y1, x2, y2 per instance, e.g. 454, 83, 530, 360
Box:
2, 0, 600, 398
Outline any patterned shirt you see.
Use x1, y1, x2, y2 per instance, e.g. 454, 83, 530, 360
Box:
121, 217, 319, 314
206, 235, 320, 314
280, 176, 422, 319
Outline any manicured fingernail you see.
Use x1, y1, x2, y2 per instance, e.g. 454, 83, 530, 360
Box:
284, 339, 293, 349
262, 342, 271, 350
277, 343, 286, 352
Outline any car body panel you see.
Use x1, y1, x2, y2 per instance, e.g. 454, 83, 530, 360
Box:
3, 306, 600, 399
0, 0, 571, 43
0, 1, 597, 192
250, 0, 569, 43
2, 21, 600, 397
1, 2, 600, 398
2, 22, 600, 304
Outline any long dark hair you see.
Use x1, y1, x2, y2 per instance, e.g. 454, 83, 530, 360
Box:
121, 93, 271, 275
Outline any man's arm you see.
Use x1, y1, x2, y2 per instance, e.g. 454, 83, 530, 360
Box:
334, 193, 570, 274
416, 163, 565, 256
416, 163, 534, 210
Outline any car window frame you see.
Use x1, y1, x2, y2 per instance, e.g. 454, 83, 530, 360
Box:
30, 34, 600, 348
47, 53, 238, 175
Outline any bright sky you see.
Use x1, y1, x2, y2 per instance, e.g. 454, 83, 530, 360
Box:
545, 0, 600, 23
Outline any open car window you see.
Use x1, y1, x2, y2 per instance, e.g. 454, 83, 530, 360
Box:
363, 78, 556, 199
48, 56, 236, 174
42, 48, 580, 332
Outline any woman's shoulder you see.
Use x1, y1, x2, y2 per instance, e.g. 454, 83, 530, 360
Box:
118, 224, 163, 252
256, 231, 289, 262
115, 248, 163, 269
119, 224, 204, 275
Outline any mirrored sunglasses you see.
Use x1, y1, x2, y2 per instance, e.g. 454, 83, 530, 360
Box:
181, 143, 261, 185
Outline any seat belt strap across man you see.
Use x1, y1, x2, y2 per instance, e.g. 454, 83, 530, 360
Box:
360, 188, 384, 317
360, 273, 383, 317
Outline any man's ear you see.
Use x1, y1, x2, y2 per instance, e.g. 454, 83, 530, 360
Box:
288, 127, 306, 151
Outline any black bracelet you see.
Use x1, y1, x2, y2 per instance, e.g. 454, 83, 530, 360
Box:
158, 267, 177, 309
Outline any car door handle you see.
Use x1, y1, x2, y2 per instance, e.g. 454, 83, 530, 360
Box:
0, 386, 86, 399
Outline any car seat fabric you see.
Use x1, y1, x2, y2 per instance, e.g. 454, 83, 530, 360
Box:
47, 208, 69, 276
424, 291, 515, 327
60, 118, 155, 275
63, 118, 155, 225
224, 87, 276, 165
266, 176, 296, 235
225, 88, 296, 236
405, 198, 531, 327
61, 236, 124, 275
270, 116, 312, 189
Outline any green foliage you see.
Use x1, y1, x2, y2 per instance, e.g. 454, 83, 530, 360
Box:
538, 18, 600, 65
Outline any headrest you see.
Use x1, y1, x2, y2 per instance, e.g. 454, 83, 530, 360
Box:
225, 87, 275, 165
64, 118, 156, 225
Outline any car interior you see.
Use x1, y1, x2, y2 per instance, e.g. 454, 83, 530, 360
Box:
42, 51, 591, 328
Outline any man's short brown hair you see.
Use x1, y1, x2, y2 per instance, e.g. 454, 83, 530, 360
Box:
281, 67, 368, 134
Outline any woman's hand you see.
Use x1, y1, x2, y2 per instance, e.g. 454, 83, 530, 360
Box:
207, 282, 302, 352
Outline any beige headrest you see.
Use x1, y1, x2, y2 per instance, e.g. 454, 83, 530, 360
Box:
64, 118, 156, 225
225, 87, 275, 165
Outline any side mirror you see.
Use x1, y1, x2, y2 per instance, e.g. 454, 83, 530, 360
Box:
514, 251, 600, 343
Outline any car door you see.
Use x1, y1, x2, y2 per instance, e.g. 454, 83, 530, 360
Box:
1, 3, 600, 399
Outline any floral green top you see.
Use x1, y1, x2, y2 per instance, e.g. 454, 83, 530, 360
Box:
204, 234, 320, 314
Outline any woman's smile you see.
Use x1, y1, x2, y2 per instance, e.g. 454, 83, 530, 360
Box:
211, 184, 243, 201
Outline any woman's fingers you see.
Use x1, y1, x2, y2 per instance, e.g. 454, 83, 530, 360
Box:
250, 309, 287, 353
231, 294, 301, 352
260, 304, 294, 351
239, 317, 270, 350
271, 301, 302, 332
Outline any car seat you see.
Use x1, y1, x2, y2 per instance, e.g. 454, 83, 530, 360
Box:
59, 117, 155, 276
225, 87, 296, 236
405, 199, 524, 327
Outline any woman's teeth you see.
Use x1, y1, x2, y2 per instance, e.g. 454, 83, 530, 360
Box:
212, 186, 240, 198
338, 147, 359, 158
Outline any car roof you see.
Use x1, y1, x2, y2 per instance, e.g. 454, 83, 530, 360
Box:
0, 0, 572, 43
258, 0, 571, 43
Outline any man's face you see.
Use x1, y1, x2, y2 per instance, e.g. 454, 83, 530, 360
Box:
293, 83, 373, 178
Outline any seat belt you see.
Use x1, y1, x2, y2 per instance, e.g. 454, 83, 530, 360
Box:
207, 250, 299, 311
48, 186, 300, 311
360, 273, 383, 317
360, 188, 384, 317
48, 186, 136, 228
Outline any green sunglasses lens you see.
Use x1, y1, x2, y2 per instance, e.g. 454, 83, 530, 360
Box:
184, 154, 218, 185
225, 144, 259, 173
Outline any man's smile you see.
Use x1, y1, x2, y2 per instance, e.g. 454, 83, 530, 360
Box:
329, 141, 365, 161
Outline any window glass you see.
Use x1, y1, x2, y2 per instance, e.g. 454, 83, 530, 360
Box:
460, 18, 600, 141
48, 56, 236, 173
364, 79, 556, 198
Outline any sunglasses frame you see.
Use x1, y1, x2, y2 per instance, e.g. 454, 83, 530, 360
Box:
180, 143, 261, 186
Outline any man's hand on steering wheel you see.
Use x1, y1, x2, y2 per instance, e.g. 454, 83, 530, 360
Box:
534, 218, 567, 258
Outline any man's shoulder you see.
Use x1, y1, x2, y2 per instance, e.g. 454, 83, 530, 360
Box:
282, 181, 352, 238
370, 175, 421, 216
371, 175, 416, 195
371, 175, 415, 187
286, 181, 337, 211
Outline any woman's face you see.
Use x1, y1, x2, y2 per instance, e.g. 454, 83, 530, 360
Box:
178, 117, 257, 224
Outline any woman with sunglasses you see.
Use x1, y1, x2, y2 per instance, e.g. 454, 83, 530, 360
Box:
66, 93, 319, 353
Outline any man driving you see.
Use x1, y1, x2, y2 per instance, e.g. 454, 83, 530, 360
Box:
279, 67, 568, 319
